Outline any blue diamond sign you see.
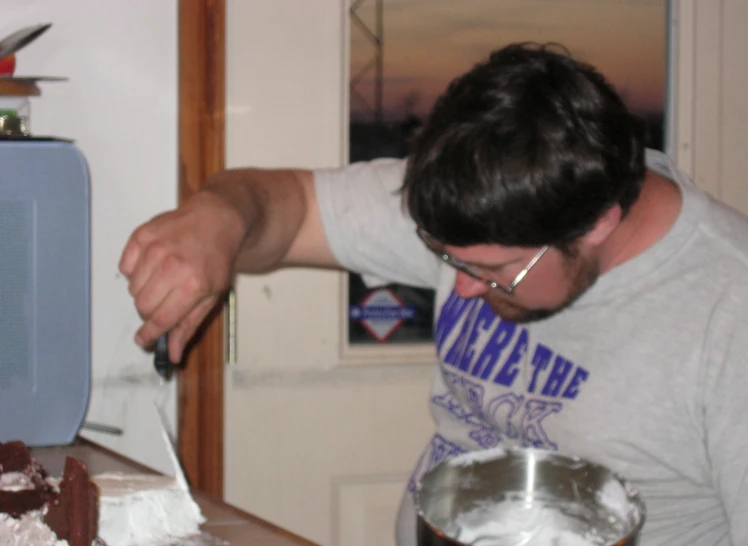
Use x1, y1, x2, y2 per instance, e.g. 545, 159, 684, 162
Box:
349, 288, 416, 342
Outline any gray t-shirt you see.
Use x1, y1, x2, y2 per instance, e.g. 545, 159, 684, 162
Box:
315, 150, 748, 546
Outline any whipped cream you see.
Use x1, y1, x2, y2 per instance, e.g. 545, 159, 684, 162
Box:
444, 499, 624, 546
0, 472, 38, 492
0, 510, 66, 546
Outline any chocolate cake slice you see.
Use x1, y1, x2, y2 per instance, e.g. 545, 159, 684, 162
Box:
0, 440, 57, 517
44, 456, 99, 546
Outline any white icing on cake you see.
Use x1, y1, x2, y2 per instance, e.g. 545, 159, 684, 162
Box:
0, 473, 205, 546
0, 510, 66, 546
0, 472, 38, 492
94, 472, 205, 546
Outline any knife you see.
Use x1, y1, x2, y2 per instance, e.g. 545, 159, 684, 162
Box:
153, 332, 190, 491
0, 23, 52, 60
154, 333, 177, 380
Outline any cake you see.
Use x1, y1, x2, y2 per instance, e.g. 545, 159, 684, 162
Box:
0, 441, 206, 546
0, 440, 95, 546
44, 457, 99, 546
0, 441, 57, 518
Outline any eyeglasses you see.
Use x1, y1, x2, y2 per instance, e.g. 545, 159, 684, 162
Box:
416, 227, 549, 294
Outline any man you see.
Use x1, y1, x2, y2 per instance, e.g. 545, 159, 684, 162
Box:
120, 43, 748, 545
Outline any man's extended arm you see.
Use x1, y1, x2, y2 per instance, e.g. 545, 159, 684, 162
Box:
118, 168, 338, 362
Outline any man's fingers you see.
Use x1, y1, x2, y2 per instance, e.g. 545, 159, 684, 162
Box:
118, 241, 140, 278
167, 298, 219, 363
119, 221, 157, 278
118, 231, 142, 278
127, 236, 178, 301
134, 286, 196, 347
135, 284, 218, 350
130, 249, 200, 322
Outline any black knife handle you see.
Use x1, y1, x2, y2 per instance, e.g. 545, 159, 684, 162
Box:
154, 333, 175, 380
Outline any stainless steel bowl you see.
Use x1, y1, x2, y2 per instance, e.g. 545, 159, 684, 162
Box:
415, 447, 645, 546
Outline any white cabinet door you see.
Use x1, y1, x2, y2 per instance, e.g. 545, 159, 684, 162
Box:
224, 2, 435, 544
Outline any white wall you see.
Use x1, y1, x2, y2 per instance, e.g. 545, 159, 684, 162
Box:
671, 0, 748, 214
224, 2, 436, 544
1, 0, 179, 474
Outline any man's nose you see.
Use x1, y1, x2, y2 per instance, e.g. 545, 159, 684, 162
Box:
454, 270, 490, 299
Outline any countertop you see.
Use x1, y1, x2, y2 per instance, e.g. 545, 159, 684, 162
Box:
31, 438, 320, 546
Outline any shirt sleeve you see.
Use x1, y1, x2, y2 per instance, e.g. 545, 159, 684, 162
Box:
314, 158, 441, 289
703, 288, 748, 544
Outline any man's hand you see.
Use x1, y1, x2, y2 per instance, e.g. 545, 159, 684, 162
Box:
119, 192, 246, 363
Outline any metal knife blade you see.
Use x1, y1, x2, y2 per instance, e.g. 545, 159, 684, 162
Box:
153, 332, 189, 491
0, 23, 52, 59
154, 387, 190, 492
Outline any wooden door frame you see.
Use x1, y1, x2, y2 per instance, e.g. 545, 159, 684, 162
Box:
177, 0, 226, 498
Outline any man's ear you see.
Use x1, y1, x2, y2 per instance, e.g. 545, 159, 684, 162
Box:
581, 205, 622, 247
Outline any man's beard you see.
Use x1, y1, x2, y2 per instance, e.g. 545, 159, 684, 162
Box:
484, 253, 600, 324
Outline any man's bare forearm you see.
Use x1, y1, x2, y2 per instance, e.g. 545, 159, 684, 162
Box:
202, 167, 336, 274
